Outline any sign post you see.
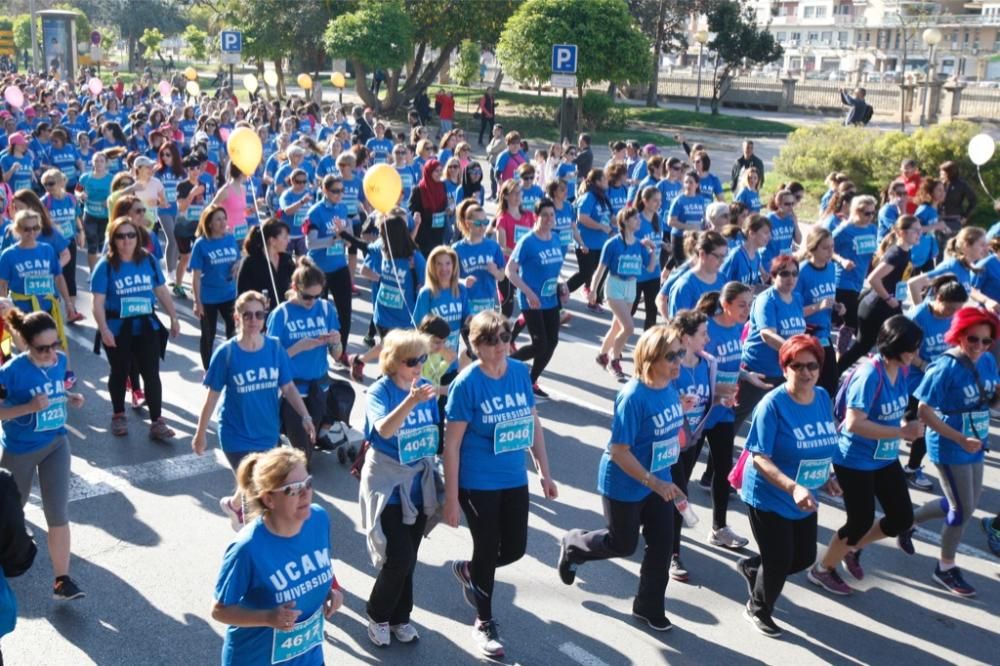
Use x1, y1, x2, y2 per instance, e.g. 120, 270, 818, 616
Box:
90, 30, 101, 75
220, 30, 242, 90
551, 44, 578, 143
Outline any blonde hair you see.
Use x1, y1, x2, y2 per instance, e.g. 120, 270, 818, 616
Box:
455, 199, 484, 239
632, 324, 682, 384
946, 226, 985, 263
235, 290, 269, 328
468, 310, 510, 349
379, 329, 430, 377
425, 245, 460, 297
41, 168, 65, 185
235, 447, 308, 520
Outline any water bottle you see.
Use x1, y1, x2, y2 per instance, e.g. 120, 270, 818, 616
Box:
675, 498, 699, 528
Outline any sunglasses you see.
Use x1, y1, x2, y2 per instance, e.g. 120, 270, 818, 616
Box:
114, 231, 138, 240
32, 341, 60, 353
293, 179, 307, 185
42, 181, 57, 187
788, 361, 821, 372
403, 353, 428, 368
241, 310, 267, 321
18, 225, 41, 233
893, 190, 907, 197
777, 270, 799, 278
328, 188, 344, 194
664, 349, 687, 363
298, 292, 320, 301
669, 165, 682, 171
133, 208, 147, 215
273, 475, 313, 497
966, 334, 993, 347
479, 330, 512, 346
472, 219, 490, 228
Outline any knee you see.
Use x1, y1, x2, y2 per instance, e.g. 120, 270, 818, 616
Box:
790, 542, 817, 574
837, 519, 869, 547
944, 499, 966, 527
879, 506, 914, 538
497, 538, 527, 567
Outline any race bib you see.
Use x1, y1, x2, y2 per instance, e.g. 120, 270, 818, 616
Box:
24, 275, 54, 296
376, 285, 403, 310
398, 425, 439, 464
59, 220, 75, 240
795, 458, 831, 490
35, 397, 67, 432
166, 187, 178, 204
346, 201, 359, 217
895, 281, 909, 302
617, 254, 642, 277
469, 297, 497, 314
120, 296, 153, 318
962, 410, 990, 440
559, 229, 573, 246
873, 438, 901, 461
651, 436, 680, 472
716, 370, 739, 387
540, 278, 558, 299
431, 212, 446, 229
493, 415, 533, 454
233, 224, 249, 241
271, 607, 323, 664
853, 235, 877, 256
326, 240, 345, 257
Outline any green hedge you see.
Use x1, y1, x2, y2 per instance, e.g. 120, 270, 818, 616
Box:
774, 120, 999, 225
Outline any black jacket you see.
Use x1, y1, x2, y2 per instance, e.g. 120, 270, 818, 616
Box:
237, 251, 294, 308
730, 154, 766, 192
0, 469, 36, 579
575, 148, 594, 179
941, 177, 978, 220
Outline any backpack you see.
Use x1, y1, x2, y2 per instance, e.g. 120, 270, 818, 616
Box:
861, 103, 874, 125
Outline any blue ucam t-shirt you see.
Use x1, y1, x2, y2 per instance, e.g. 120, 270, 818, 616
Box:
367, 250, 426, 331
0, 352, 69, 454
365, 376, 440, 505
445, 359, 536, 491
973, 254, 1000, 303
366, 137, 394, 164
0, 244, 61, 314
341, 173, 365, 220
905, 301, 952, 393
914, 352, 999, 465
763, 212, 796, 268
657, 179, 683, 208
266, 299, 339, 392
0, 154, 33, 192
924, 257, 972, 296
734, 188, 762, 213
157, 170, 185, 217
50, 144, 81, 186
37, 230, 69, 261
698, 172, 723, 203
90, 255, 165, 336
667, 195, 705, 238
667, 271, 725, 317
635, 214, 664, 283
877, 202, 901, 242
510, 232, 564, 311
706, 317, 743, 427
911, 205, 940, 268
598, 235, 649, 280
304, 199, 349, 274
215, 505, 334, 666
454, 237, 505, 316
833, 222, 877, 293
673, 356, 712, 431
204, 336, 293, 453
576, 191, 612, 250
189, 234, 240, 305
607, 185, 629, 217
42, 193, 78, 241
741, 386, 838, 520
278, 189, 313, 238
554, 201, 576, 251
741, 287, 807, 377
720, 244, 764, 287
414, 284, 470, 365
522, 184, 545, 214
797, 260, 837, 345
597, 378, 685, 502
837, 358, 910, 471
396, 165, 416, 204
79, 171, 113, 218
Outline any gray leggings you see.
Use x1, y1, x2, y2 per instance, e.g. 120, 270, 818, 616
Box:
159, 213, 179, 276
912, 461, 984, 561
0, 435, 71, 527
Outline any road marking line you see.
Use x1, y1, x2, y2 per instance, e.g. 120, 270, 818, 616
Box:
559, 642, 611, 666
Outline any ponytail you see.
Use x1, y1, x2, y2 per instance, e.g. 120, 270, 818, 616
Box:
696, 291, 722, 317
4, 308, 56, 346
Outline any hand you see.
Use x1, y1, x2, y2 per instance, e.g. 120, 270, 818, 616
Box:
327, 331, 341, 348
841, 259, 855, 272
192, 432, 206, 456
443, 497, 462, 528
988, 299, 1000, 315
485, 260, 498, 273
413, 212, 421, 226
464, 275, 477, 288
745, 372, 774, 390
100, 326, 116, 348
267, 602, 302, 630
526, 291, 541, 309
819, 297, 835, 311
822, 476, 843, 497
303, 419, 316, 444
323, 588, 344, 619
578, 246, 589, 255
409, 379, 437, 404
170, 318, 180, 338
680, 394, 699, 413
29, 393, 50, 413
959, 436, 983, 454
640, 238, 655, 251
653, 480, 682, 504
792, 484, 817, 512
68, 393, 85, 408
10, 162, 19, 172
193, 302, 204, 319
835, 302, 847, 316
886, 296, 900, 309
539, 476, 558, 500
900, 421, 924, 441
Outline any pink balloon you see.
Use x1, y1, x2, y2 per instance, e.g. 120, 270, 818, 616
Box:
87, 77, 104, 95
3, 86, 24, 109
219, 127, 231, 141
158, 80, 172, 98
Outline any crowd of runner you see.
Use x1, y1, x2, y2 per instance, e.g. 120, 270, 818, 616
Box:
0, 66, 998, 663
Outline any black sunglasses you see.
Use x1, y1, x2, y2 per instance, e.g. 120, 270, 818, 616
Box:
33, 341, 60, 353
114, 231, 138, 240
966, 334, 993, 347
293, 179, 307, 185
42, 181, 57, 187
664, 349, 687, 363
241, 310, 267, 321
327, 188, 344, 194
777, 270, 799, 278
403, 354, 428, 368
788, 361, 821, 372
298, 292, 320, 301
479, 330, 512, 346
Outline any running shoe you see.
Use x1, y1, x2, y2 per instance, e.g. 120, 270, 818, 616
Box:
595, 352, 609, 369
52, 576, 86, 601
362, 333, 376, 349
736, 557, 758, 598
897, 527, 916, 555
532, 384, 550, 399
472, 619, 504, 659
390, 623, 419, 643
557, 536, 577, 585
586, 302, 605, 314
709, 526, 750, 549
807, 564, 852, 595
111, 413, 128, 437
219, 496, 243, 531
131, 388, 146, 409
842, 550, 864, 581
669, 556, 689, 582
697, 477, 712, 491
933, 565, 976, 597
350, 354, 365, 382
450, 560, 479, 609
981, 516, 1000, 557
367, 617, 391, 646
904, 466, 934, 491
64, 371, 77, 391
559, 310, 573, 325
631, 603, 672, 632
608, 358, 626, 382
743, 602, 782, 638
149, 418, 175, 441
172, 284, 187, 299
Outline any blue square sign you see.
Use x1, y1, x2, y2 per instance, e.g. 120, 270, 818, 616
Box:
220, 31, 242, 53
551, 44, 577, 74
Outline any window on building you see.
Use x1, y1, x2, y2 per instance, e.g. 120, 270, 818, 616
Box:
791, 31, 801, 42
816, 7, 827, 17
777, 31, 787, 42
821, 31, 833, 42
838, 31, 849, 44
804, 6, 815, 18
807, 31, 819, 43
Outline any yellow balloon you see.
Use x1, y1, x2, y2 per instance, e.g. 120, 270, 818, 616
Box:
242, 73, 259, 94
227, 127, 263, 176
296, 73, 313, 90
263, 70, 279, 87
184, 66, 197, 81
331, 72, 346, 88
363, 164, 403, 214
185, 81, 200, 97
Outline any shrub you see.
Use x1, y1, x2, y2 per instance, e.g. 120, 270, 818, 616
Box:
581, 90, 614, 131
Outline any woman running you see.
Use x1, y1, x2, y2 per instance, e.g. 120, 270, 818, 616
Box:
662, 231, 727, 317
796, 227, 844, 397
237, 219, 294, 311
493, 178, 534, 319
567, 169, 613, 311
632, 186, 666, 332
190, 204, 240, 370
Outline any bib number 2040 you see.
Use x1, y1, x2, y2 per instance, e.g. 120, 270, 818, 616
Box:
494, 416, 534, 454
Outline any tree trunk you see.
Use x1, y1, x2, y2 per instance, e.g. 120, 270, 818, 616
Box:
351, 59, 379, 110
492, 68, 504, 90
646, 0, 666, 107
576, 83, 584, 132
274, 58, 286, 99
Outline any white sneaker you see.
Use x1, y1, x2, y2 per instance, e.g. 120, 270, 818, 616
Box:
709, 526, 749, 549
219, 496, 243, 532
390, 623, 420, 643
367, 617, 391, 647
472, 619, 504, 659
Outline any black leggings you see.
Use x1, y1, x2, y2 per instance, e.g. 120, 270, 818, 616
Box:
745, 506, 817, 615
63, 245, 78, 297
366, 505, 427, 625
833, 289, 860, 330
904, 396, 926, 469
704, 421, 736, 529
199, 300, 236, 370
818, 343, 838, 398
498, 276, 516, 319
459, 485, 529, 622
511, 307, 560, 383
670, 438, 702, 557
324, 267, 353, 349
833, 462, 913, 545
566, 248, 601, 297
631, 278, 660, 331
106, 329, 163, 420
839, 295, 899, 373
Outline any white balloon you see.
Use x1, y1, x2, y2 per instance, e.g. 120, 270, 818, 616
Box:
968, 133, 996, 167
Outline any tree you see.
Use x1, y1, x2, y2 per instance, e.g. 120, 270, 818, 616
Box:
182, 25, 208, 63
139, 27, 165, 60
893, 6, 934, 132
454, 40, 480, 88
12, 15, 31, 53
75, 0, 186, 70
705, 0, 782, 114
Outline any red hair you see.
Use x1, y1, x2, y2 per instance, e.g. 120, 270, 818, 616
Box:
779, 334, 825, 369
769, 254, 798, 276
944, 307, 1000, 346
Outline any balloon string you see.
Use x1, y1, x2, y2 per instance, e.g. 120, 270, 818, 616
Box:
379, 216, 419, 330
976, 166, 996, 202
248, 178, 280, 306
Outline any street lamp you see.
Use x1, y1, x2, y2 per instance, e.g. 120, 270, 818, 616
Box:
919, 27, 943, 127
694, 30, 709, 113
